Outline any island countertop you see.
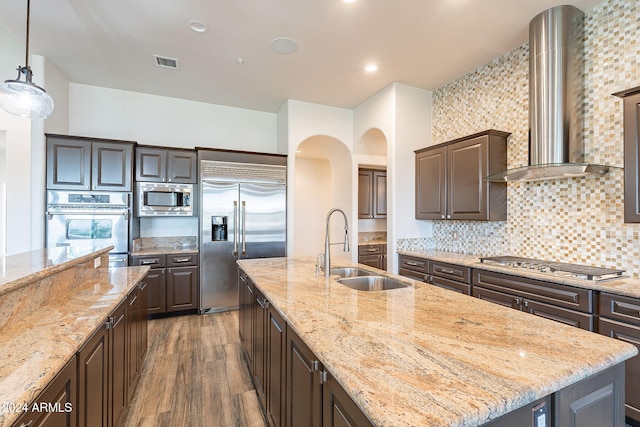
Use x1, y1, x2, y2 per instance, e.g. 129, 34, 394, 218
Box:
238, 256, 637, 427
0, 246, 149, 427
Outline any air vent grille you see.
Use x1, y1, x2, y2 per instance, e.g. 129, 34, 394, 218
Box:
153, 55, 180, 70
201, 160, 286, 184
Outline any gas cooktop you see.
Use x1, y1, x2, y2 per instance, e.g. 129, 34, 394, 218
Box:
479, 256, 626, 282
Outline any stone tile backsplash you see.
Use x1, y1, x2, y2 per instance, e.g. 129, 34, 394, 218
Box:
404, 0, 640, 276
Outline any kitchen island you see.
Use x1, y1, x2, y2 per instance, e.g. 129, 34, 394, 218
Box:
0, 246, 149, 427
238, 256, 638, 426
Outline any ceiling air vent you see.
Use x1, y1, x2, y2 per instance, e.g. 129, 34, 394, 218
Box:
153, 55, 180, 70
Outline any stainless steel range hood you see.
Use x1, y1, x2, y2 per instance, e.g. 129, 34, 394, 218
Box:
486, 5, 613, 182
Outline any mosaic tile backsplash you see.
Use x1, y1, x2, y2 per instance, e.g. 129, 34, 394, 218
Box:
411, 0, 640, 277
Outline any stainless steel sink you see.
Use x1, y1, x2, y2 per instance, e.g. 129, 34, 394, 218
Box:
329, 267, 373, 278
336, 275, 410, 291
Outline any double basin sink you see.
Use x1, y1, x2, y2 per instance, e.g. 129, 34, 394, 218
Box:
329, 267, 410, 291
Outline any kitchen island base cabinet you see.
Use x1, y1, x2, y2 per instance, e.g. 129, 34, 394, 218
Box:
286, 328, 322, 427
11, 356, 77, 427
322, 373, 374, 427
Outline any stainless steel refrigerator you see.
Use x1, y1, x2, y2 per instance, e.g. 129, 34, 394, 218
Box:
199, 160, 286, 313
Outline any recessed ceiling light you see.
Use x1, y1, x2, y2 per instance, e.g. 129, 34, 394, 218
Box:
236, 58, 245, 65
343, 0, 357, 3
271, 37, 299, 55
188, 19, 207, 33
365, 64, 378, 73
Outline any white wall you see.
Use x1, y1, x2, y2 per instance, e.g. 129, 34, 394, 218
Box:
69, 84, 278, 151
293, 157, 331, 256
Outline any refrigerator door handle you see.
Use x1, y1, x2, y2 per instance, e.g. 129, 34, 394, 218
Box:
241, 200, 247, 255
233, 200, 239, 256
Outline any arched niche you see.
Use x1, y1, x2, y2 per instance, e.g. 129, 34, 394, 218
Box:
293, 135, 353, 259
355, 128, 387, 157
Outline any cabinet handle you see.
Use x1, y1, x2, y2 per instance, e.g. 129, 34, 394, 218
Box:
446, 215, 451, 219
514, 298, 522, 306
18, 421, 33, 427
240, 273, 247, 282
406, 261, 418, 266
172, 257, 191, 263
441, 214, 445, 219
311, 360, 319, 371
523, 300, 529, 308
440, 268, 454, 275
105, 317, 114, 330
319, 370, 328, 384
367, 248, 377, 252
140, 260, 158, 265
246, 284, 253, 294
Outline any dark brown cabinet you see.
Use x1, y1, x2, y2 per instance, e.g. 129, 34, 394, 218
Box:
12, 356, 77, 427
135, 147, 197, 183
358, 169, 386, 219
127, 281, 148, 397
239, 272, 254, 367
415, 130, 508, 221
428, 260, 472, 295
472, 269, 595, 331
46, 134, 134, 191
358, 244, 386, 270
253, 287, 268, 409
614, 87, 640, 223
322, 372, 374, 427
397, 254, 428, 282
267, 306, 287, 427
131, 253, 198, 315
109, 299, 128, 427
598, 292, 640, 424
286, 327, 322, 427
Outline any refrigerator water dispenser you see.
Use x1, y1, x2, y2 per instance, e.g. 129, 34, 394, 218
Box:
211, 216, 228, 241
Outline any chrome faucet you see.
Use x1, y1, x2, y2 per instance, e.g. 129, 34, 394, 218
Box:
323, 208, 350, 277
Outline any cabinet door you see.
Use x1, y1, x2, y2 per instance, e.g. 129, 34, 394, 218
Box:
167, 151, 197, 183
109, 300, 128, 427
136, 148, 167, 182
373, 171, 387, 218
448, 135, 487, 220
166, 266, 198, 312
358, 254, 382, 269
267, 307, 287, 427
253, 290, 268, 409
77, 323, 109, 427
322, 373, 374, 427
622, 91, 640, 222
127, 288, 142, 395
12, 356, 77, 427
430, 275, 471, 295
415, 146, 446, 220
91, 142, 133, 191
357, 170, 373, 219
286, 328, 322, 427
239, 272, 254, 365
145, 268, 166, 315
523, 299, 594, 331
46, 137, 91, 190
599, 317, 640, 422
138, 281, 149, 364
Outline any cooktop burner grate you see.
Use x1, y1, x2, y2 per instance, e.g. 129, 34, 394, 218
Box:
480, 256, 626, 281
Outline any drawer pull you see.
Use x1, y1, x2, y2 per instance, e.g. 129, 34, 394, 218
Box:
140, 260, 158, 265
367, 248, 377, 252
440, 268, 455, 275
173, 257, 191, 263
406, 261, 419, 266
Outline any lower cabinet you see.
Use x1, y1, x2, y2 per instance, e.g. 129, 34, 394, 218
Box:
131, 253, 198, 315
127, 281, 149, 398
12, 356, 77, 427
358, 244, 386, 271
240, 267, 374, 427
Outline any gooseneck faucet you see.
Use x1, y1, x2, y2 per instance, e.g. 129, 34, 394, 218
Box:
323, 208, 350, 277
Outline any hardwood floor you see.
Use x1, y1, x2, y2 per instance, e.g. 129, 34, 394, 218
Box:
124, 311, 266, 427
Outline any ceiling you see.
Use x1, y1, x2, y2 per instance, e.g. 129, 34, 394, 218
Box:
0, 0, 603, 113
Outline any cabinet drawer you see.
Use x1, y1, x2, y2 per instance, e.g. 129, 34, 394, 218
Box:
429, 261, 470, 284
166, 253, 198, 267
599, 293, 640, 327
524, 299, 594, 331
358, 244, 385, 255
398, 255, 428, 273
473, 269, 593, 313
131, 255, 166, 268
398, 268, 427, 282
430, 275, 471, 295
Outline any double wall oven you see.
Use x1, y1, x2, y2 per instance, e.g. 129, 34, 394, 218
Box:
46, 191, 131, 267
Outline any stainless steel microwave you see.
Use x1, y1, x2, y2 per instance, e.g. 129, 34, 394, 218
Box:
136, 182, 194, 216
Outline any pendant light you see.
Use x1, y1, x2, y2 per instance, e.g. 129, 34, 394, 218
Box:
0, 0, 54, 119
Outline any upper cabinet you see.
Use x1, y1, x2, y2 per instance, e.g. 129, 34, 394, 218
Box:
358, 169, 387, 219
136, 147, 197, 183
415, 130, 509, 221
46, 135, 134, 191
614, 87, 640, 223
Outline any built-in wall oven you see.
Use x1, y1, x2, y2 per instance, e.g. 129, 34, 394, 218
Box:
46, 191, 130, 267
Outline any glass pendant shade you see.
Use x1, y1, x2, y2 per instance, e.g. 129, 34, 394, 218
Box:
0, 67, 54, 119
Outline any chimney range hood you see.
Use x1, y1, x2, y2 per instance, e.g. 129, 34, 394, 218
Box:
486, 5, 613, 182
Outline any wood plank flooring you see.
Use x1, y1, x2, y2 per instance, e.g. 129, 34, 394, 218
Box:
124, 311, 267, 427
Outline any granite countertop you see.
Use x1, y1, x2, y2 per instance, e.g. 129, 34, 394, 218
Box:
131, 236, 198, 257
0, 245, 114, 298
0, 264, 148, 427
238, 256, 637, 427
358, 240, 387, 246
131, 246, 199, 256
398, 249, 640, 299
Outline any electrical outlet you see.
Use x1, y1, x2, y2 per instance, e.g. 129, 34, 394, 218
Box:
94, 257, 101, 268
452, 231, 458, 240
